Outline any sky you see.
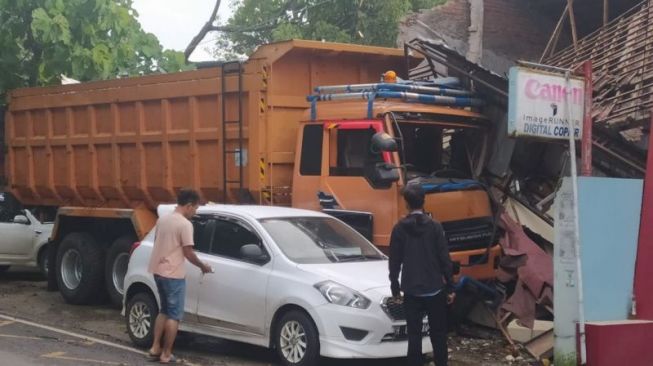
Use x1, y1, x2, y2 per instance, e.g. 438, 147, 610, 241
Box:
132, 0, 236, 62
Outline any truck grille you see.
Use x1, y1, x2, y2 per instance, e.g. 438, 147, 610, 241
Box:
442, 217, 495, 251
381, 297, 406, 321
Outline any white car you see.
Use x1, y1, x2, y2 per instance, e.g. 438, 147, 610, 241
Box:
0, 208, 53, 275
123, 204, 431, 366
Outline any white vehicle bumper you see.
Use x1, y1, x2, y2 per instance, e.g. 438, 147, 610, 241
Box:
311, 303, 433, 359
320, 335, 431, 359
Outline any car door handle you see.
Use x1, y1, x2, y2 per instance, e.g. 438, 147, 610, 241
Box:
34, 230, 42, 235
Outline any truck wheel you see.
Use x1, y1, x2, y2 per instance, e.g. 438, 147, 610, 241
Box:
56, 232, 106, 305
274, 310, 320, 366
126, 291, 158, 348
105, 236, 136, 308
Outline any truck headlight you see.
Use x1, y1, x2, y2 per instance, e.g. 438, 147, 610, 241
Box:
314, 281, 371, 309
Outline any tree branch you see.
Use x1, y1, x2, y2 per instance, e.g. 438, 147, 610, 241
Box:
184, 0, 221, 60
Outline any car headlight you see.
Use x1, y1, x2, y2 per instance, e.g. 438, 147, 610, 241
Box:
314, 281, 371, 309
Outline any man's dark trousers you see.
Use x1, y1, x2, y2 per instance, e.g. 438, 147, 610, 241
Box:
404, 292, 448, 366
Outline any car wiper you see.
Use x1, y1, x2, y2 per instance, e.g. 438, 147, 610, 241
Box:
324, 249, 340, 262
336, 255, 368, 262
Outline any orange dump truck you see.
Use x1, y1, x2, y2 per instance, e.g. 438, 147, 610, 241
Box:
2, 40, 500, 306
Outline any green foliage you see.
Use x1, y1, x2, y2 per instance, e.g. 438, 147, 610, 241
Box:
554, 351, 577, 366
218, 0, 446, 57
0, 0, 194, 104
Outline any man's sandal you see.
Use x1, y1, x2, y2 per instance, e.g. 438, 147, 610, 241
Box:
159, 355, 179, 364
146, 352, 161, 361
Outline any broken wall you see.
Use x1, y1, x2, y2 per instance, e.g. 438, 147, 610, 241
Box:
398, 0, 557, 75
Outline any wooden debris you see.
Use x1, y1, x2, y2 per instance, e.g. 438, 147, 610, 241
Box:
524, 329, 554, 359
490, 310, 519, 355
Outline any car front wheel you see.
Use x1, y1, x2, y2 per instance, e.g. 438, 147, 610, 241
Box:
274, 310, 320, 366
126, 291, 158, 348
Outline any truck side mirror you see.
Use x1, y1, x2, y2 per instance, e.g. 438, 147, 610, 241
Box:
364, 162, 400, 189
371, 132, 398, 152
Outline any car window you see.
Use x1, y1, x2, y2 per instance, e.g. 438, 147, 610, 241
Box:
0, 192, 20, 223
209, 218, 265, 261
192, 216, 215, 254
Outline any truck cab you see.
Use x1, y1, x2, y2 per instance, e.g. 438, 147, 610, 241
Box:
292, 98, 500, 280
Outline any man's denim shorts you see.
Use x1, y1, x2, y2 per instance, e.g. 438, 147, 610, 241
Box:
154, 275, 186, 321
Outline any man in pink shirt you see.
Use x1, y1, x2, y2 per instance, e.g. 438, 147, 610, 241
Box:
147, 189, 211, 364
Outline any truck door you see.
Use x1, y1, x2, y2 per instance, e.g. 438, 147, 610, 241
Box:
321, 121, 399, 246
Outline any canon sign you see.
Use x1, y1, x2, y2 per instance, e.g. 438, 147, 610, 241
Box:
508, 66, 585, 140
524, 79, 584, 106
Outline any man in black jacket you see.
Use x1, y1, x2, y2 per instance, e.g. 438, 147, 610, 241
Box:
389, 183, 455, 366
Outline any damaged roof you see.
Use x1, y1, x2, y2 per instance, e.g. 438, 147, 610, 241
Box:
544, 1, 653, 132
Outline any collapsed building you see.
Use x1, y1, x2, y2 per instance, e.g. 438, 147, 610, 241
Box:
400, 0, 649, 217
397, 0, 653, 357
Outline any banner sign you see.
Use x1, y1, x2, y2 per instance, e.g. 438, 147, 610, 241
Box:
508, 66, 585, 140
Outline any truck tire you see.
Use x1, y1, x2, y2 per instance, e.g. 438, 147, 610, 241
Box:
105, 236, 136, 308
0, 265, 10, 274
56, 232, 106, 305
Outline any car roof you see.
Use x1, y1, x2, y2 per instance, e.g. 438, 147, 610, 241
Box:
157, 204, 329, 220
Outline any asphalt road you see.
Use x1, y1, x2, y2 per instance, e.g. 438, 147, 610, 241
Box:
0, 267, 407, 366
0, 317, 151, 366
0, 267, 523, 365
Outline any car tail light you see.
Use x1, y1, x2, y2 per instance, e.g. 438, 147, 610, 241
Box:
129, 242, 141, 256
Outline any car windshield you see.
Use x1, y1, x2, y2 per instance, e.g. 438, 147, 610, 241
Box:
259, 217, 385, 264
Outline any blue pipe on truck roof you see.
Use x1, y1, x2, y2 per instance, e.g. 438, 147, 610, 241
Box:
314, 82, 473, 97
314, 77, 461, 93
307, 91, 484, 107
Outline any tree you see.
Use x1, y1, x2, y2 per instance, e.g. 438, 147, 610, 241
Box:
0, 0, 194, 104
216, 0, 446, 56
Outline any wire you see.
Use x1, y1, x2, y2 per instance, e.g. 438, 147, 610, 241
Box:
197, 35, 222, 47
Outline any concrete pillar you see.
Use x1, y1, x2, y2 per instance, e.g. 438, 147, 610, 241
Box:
466, 0, 484, 63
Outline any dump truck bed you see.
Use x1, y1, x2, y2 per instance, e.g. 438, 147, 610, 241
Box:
4, 40, 411, 210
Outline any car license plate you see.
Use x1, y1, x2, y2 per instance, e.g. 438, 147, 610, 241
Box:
393, 323, 430, 338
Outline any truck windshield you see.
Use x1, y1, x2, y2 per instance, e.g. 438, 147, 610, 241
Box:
259, 217, 385, 264
393, 122, 479, 183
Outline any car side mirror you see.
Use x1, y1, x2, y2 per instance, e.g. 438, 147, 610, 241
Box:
240, 244, 269, 264
13, 215, 29, 225
364, 162, 400, 189
371, 132, 398, 152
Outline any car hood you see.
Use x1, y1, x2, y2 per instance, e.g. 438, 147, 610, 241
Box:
297, 260, 390, 293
